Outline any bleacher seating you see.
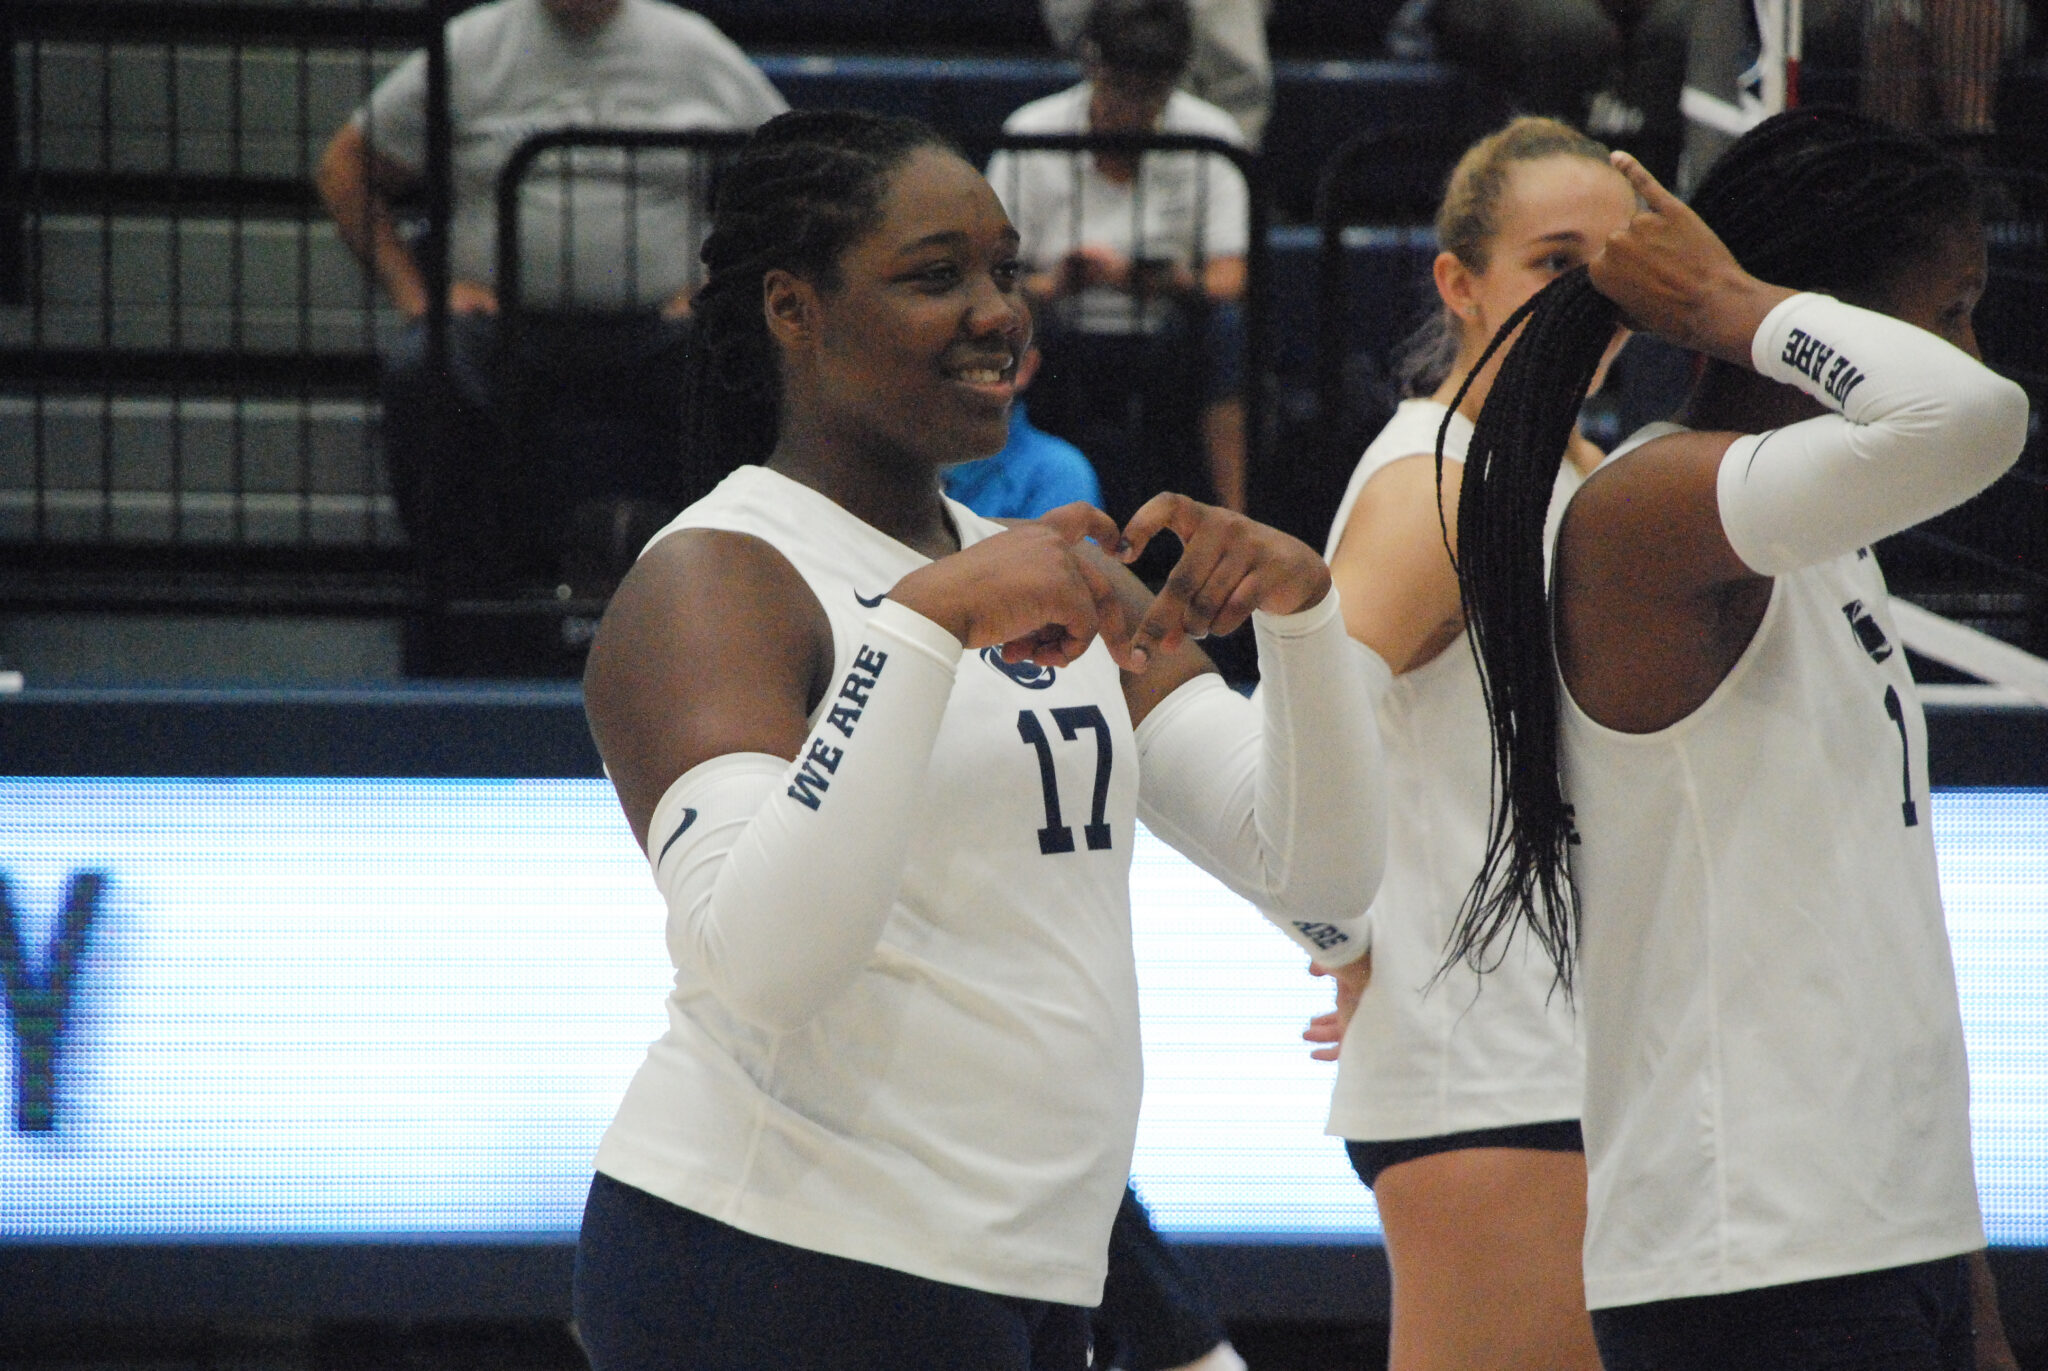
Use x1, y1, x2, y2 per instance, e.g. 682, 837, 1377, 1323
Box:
4, 1, 2044, 656
4, 10, 410, 585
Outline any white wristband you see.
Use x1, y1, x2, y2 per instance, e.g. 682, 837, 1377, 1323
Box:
649, 598, 963, 1033
1136, 591, 1389, 964
1719, 292, 2030, 576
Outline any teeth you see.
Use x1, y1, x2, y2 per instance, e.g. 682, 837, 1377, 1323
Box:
956, 368, 1004, 384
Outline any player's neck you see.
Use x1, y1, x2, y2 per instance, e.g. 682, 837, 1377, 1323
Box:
767, 435, 959, 561
1679, 359, 1827, 433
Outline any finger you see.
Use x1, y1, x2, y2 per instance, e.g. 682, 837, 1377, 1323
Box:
1009, 627, 1084, 669
1120, 491, 1202, 564
1051, 552, 1112, 663
1129, 505, 1236, 657
1198, 546, 1285, 641
1035, 501, 1126, 555
1183, 544, 1257, 640
1129, 542, 1210, 660
1072, 545, 1146, 673
1609, 149, 1683, 215
1309, 1044, 1341, 1062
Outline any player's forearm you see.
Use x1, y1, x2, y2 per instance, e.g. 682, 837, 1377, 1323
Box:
1717, 292, 2029, 576
1136, 592, 1389, 962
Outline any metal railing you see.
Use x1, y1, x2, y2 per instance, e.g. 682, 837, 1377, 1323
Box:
983, 130, 1272, 522
495, 126, 1276, 532
3, 4, 2038, 631
0, 0, 447, 612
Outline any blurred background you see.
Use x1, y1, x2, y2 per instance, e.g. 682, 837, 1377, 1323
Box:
2, 1, 2046, 1365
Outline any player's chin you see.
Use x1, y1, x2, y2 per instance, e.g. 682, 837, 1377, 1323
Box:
931, 387, 1011, 448
950, 411, 1011, 462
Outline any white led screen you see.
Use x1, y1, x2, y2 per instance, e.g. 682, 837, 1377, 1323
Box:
2, 780, 2045, 1242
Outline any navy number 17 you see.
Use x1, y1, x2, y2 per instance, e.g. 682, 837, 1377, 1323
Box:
1016, 705, 1114, 854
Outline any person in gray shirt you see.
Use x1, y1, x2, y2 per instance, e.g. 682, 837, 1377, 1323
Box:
317, 0, 785, 595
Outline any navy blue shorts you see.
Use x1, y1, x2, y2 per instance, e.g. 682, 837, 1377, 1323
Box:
1344, 1118, 1584, 1189
573, 1172, 1091, 1371
1591, 1254, 1975, 1371
1095, 1184, 1229, 1371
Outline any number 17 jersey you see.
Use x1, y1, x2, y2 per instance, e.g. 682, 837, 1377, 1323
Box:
594, 464, 1144, 1307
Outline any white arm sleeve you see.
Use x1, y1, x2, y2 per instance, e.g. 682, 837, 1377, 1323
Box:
645, 598, 962, 1034
1135, 591, 1391, 965
1717, 291, 2031, 576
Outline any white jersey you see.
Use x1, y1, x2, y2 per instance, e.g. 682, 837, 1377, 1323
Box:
1322, 399, 1583, 1141
1566, 425, 1983, 1308
594, 466, 1143, 1307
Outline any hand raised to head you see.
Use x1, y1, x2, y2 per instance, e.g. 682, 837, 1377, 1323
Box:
1118, 493, 1331, 667
1588, 152, 1792, 367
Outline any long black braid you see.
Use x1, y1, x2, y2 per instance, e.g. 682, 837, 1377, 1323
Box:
1442, 107, 1979, 991
678, 110, 962, 505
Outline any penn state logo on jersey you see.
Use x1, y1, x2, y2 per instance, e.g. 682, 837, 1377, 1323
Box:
981, 646, 1057, 689
1841, 599, 1894, 663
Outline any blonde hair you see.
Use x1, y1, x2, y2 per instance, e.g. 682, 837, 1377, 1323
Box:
1398, 116, 1612, 394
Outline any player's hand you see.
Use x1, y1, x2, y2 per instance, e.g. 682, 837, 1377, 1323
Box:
1587, 151, 1791, 368
887, 503, 1142, 671
1118, 493, 1332, 667
1304, 953, 1370, 1061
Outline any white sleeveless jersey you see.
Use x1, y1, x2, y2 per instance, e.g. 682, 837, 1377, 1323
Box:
1322, 399, 1583, 1141
594, 465, 1143, 1306
1565, 426, 1982, 1309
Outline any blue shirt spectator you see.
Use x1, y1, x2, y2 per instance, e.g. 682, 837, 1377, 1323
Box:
943, 401, 1104, 520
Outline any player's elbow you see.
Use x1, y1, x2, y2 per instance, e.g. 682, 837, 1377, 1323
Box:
1263, 813, 1386, 935
1960, 373, 2033, 486
667, 907, 832, 1036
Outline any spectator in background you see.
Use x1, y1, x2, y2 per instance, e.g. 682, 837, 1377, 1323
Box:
1861, 0, 2027, 140
1398, 0, 1692, 181
989, 0, 1253, 514
315, 0, 785, 592
1040, 0, 1274, 147
942, 345, 1104, 519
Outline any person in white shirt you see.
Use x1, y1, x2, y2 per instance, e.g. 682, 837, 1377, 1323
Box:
1446, 108, 2026, 1369
1038, 0, 1274, 147
986, 0, 1252, 513
1304, 115, 1634, 1371
315, 0, 786, 590
572, 109, 1388, 1371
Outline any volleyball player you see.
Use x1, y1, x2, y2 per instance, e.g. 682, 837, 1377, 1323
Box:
1304, 115, 1632, 1371
1446, 109, 2028, 1367
571, 110, 1389, 1371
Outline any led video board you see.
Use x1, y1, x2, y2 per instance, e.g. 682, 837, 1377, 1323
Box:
5, 779, 2046, 1245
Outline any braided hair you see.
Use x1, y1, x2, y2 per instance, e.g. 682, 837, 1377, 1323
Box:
679, 110, 963, 504
1442, 108, 1980, 991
